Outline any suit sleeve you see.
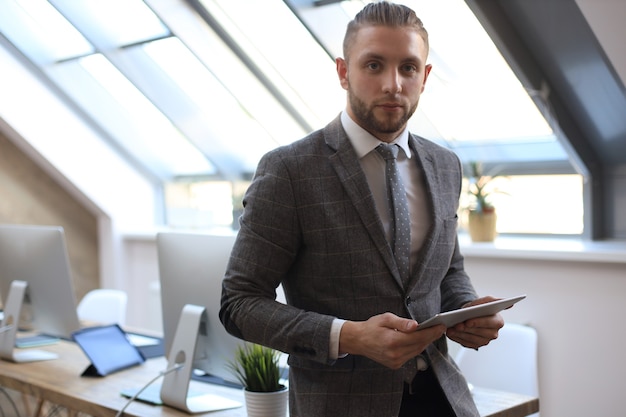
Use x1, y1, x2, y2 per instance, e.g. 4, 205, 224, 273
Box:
219, 149, 336, 365
438, 153, 477, 312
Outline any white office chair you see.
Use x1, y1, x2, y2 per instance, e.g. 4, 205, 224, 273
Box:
455, 322, 539, 416
76, 288, 128, 327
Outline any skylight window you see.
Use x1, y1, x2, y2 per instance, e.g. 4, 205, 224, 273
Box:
292, 0, 567, 164
0, 0, 581, 233
78, 53, 214, 177
50, 0, 170, 48
0, 0, 93, 64
413, 0, 553, 142
142, 37, 283, 170
199, 0, 345, 129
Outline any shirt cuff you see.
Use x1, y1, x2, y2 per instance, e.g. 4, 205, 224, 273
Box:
329, 318, 347, 360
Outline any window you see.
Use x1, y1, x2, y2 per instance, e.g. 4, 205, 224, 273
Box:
0, 0, 583, 235
459, 174, 584, 236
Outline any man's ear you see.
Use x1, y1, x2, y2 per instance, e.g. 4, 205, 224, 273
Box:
422, 63, 433, 91
336, 57, 349, 90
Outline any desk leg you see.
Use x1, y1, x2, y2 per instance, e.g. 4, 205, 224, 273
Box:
15, 394, 42, 417
33, 399, 44, 417
20, 393, 32, 416
30, 398, 79, 417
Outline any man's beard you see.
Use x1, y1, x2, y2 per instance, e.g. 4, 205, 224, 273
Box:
348, 90, 417, 136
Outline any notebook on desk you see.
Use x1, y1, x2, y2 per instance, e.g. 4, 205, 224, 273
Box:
15, 334, 60, 348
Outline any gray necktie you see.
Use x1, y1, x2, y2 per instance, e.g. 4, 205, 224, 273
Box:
376, 143, 411, 284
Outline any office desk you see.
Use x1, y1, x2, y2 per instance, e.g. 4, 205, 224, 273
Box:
0, 340, 538, 417
473, 388, 539, 417
0, 340, 245, 417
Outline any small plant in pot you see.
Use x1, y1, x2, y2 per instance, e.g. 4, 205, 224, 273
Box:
228, 343, 287, 417
464, 161, 502, 242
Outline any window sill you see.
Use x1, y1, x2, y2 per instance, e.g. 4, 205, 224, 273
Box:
459, 233, 626, 264
125, 229, 626, 264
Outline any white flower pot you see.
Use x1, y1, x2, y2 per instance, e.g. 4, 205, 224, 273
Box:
243, 386, 288, 417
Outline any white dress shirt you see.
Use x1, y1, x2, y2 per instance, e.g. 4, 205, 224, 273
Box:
329, 111, 432, 359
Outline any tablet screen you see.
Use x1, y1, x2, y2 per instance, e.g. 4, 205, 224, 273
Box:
72, 324, 145, 376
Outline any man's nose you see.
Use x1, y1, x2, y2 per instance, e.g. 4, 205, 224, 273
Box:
382, 69, 402, 94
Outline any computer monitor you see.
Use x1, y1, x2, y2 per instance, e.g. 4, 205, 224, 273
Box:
156, 231, 243, 386
0, 224, 81, 339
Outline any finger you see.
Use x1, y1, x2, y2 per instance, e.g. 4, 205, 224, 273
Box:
463, 296, 499, 308
449, 327, 497, 347
381, 313, 418, 333
414, 324, 447, 340
466, 314, 504, 330
447, 330, 482, 349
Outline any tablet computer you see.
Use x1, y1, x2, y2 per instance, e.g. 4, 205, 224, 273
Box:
72, 324, 145, 377
416, 295, 526, 330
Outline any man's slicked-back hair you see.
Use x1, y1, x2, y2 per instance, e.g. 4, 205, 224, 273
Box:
342, 1, 429, 59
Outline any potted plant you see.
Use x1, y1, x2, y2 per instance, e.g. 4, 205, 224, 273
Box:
228, 343, 288, 417
464, 161, 501, 242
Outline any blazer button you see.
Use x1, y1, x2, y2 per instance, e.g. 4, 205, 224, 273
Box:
416, 355, 428, 371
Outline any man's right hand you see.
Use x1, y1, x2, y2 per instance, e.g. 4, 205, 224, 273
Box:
338, 312, 446, 369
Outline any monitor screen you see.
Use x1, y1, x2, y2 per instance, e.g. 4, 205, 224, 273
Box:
156, 231, 243, 386
0, 224, 81, 339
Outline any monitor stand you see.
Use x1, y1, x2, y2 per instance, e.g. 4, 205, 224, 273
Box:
0, 280, 58, 363
159, 304, 241, 414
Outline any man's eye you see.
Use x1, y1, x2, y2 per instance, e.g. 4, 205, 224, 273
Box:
367, 62, 380, 70
402, 64, 417, 73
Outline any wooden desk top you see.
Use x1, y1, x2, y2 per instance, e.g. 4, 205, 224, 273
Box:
0, 340, 246, 416
473, 387, 539, 417
0, 340, 538, 417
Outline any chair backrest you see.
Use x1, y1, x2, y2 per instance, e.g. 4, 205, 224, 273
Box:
454, 322, 539, 398
76, 289, 128, 327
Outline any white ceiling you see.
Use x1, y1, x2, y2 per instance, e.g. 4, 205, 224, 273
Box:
575, 0, 626, 88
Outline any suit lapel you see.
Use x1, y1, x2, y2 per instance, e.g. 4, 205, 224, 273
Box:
406, 136, 444, 289
324, 118, 404, 290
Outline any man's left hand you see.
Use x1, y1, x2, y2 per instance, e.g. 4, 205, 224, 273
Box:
445, 296, 505, 350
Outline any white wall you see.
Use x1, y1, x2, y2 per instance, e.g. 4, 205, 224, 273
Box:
122, 234, 626, 417
122, 235, 162, 333
0, 45, 159, 291
464, 254, 626, 417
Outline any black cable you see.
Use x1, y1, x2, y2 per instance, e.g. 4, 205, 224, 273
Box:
0, 390, 7, 417
46, 404, 64, 417
0, 386, 21, 417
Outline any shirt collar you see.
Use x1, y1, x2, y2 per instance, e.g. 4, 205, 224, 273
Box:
341, 111, 411, 159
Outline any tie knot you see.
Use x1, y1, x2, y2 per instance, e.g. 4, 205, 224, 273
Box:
376, 143, 399, 160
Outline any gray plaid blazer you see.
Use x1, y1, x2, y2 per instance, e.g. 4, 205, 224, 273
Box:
221, 115, 480, 417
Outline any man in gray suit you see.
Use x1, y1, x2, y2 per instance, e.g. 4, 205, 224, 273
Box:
220, 2, 504, 416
